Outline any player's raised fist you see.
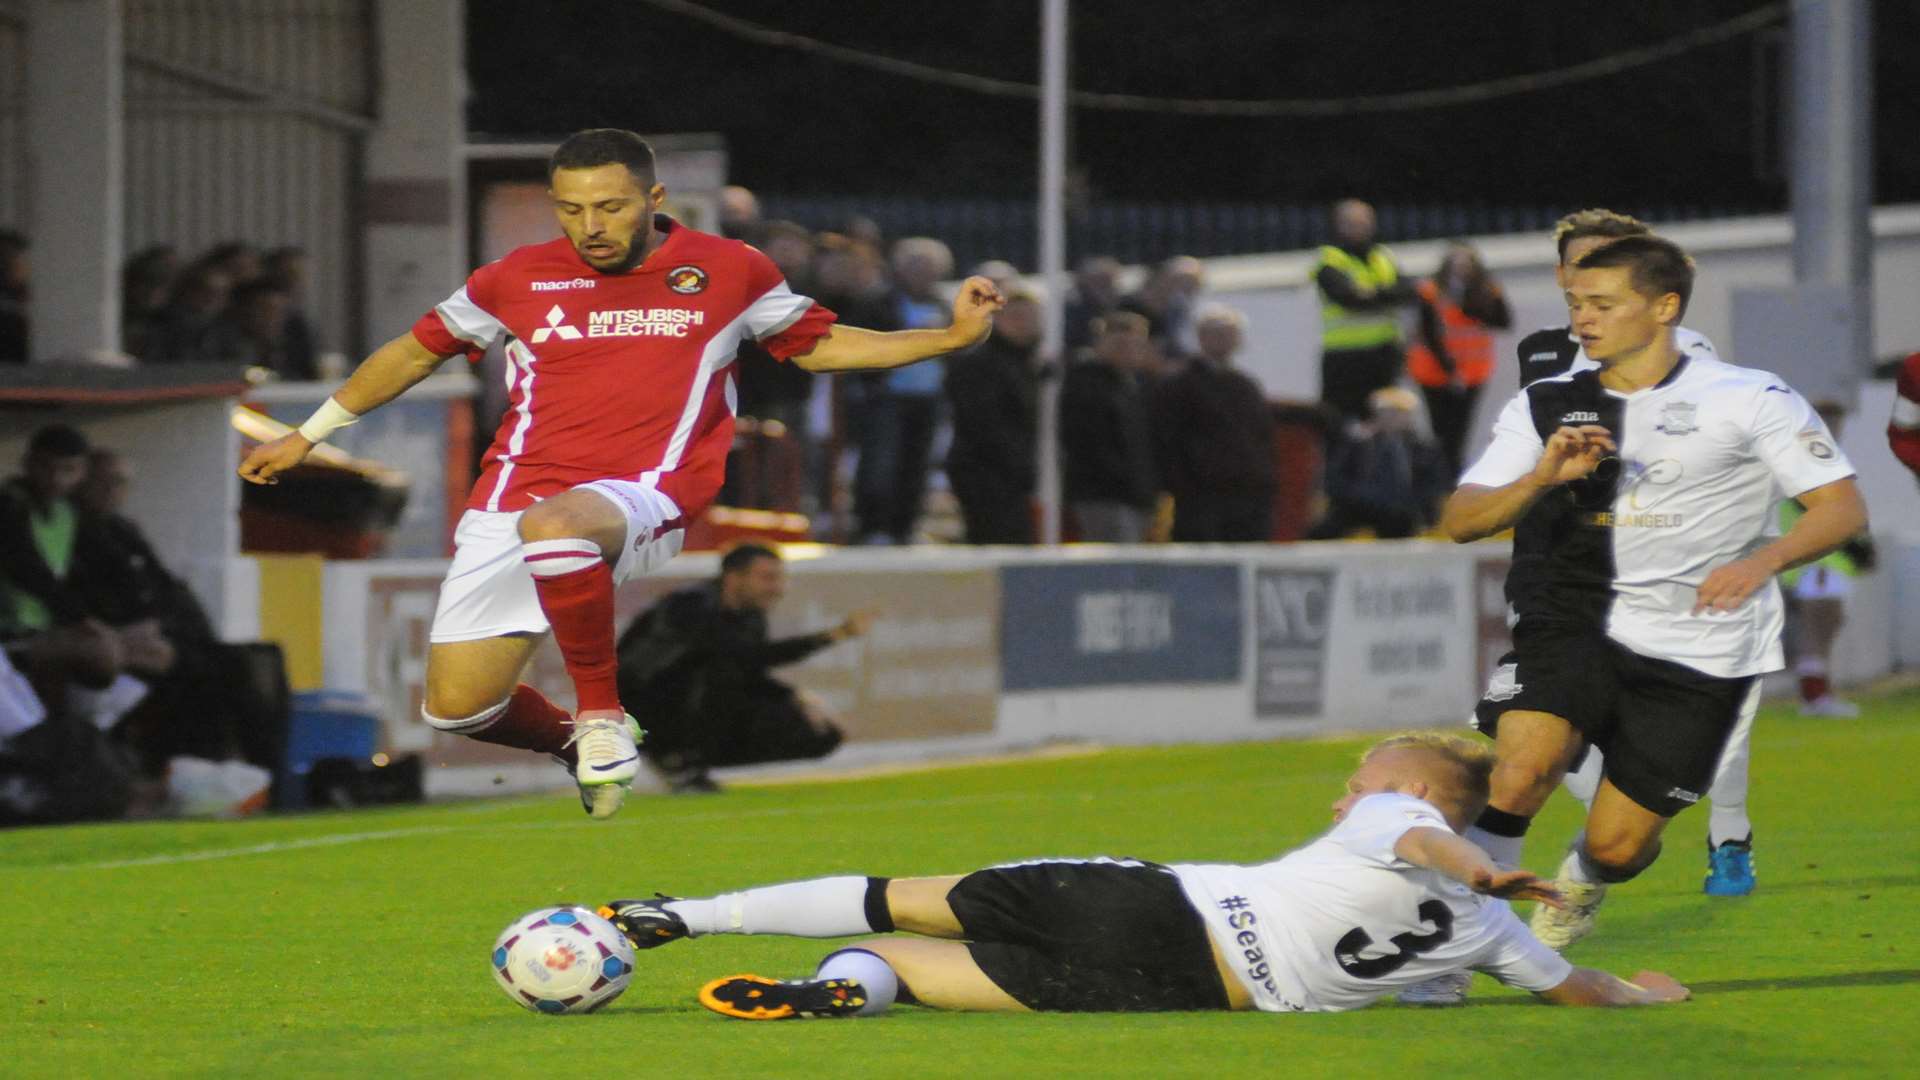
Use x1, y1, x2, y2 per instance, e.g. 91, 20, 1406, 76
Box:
947, 275, 1006, 348
238, 432, 315, 485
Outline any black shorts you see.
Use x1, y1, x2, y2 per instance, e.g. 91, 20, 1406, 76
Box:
946, 859, 1231, 1013
1474, 619, 1758, 817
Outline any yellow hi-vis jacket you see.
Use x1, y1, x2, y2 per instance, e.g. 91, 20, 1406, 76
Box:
1315, 244, 1402, 351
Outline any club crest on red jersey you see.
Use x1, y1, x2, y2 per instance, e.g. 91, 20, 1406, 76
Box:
667, 266, 709, 294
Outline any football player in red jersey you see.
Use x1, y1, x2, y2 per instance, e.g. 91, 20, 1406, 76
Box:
241, 129, 1003, 818
1892, 352, 1920, 479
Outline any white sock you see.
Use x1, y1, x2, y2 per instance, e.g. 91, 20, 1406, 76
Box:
814, 948, 898, 1016
1465, 826, 1524, 870
1562, 749, 1602, 809
1708, 805, 1752, 848
665, 876, 875, 938
1706, 692, 1755, 847
1565, 845, 1601, 886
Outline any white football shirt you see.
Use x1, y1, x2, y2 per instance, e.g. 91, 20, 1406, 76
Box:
1461, 354, 1856, 678
1171, 793, 1570, 1013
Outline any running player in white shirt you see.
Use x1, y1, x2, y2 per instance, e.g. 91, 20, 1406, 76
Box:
1442, 236, 1868, 965
1499, 210, 1766, 909
593, 734, 1687, 1019
1514, 209, 1719, 391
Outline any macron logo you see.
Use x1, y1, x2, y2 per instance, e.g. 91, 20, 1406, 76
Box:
531, 278, 596, 292
530, 304, 583, 343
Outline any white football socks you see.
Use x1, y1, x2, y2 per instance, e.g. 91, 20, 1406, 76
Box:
1707, 702, 1755, 847
1465, 826, 1524, 871
664, 876, 874, 938
814, 948, 899, 1016
1562, 750, 1603, 810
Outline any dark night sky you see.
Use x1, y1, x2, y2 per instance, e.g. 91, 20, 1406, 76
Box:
467, 1, 1918, 210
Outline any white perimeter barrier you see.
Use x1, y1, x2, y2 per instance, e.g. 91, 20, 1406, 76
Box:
296, 538, 1912, 798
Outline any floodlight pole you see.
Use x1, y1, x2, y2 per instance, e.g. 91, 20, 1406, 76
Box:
1036, 0, 1069, 545
1789, 0, 1873, 375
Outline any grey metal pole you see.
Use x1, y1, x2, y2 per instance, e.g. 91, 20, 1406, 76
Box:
1036, 0, 1069, 545
1789, 0, 1873, 372
25, 0, 124, 361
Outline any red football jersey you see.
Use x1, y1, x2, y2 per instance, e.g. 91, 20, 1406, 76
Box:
1892, 352, 1920, 478
411, 217, 836, 516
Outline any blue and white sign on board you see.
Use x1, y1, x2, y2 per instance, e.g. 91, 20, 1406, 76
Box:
1000, 563, 1241, 691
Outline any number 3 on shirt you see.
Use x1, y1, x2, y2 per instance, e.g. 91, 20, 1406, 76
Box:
1333, 900, 1455, 978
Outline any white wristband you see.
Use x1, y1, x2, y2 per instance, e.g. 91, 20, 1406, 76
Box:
296, 397, 361, 443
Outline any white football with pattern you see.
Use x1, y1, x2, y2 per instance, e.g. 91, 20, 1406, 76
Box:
490, 905, 635, 1014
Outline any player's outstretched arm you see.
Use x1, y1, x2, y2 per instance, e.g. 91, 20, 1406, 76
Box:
1393, 827, 1564, 907
1440, 424, 1615, 542
1693, 477, 1869, 614
238, 331, 453, 485
793, 276, 1005, 373
1536, 967, 1690, 1006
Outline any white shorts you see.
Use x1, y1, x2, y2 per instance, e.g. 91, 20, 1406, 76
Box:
1790, 565, 1851, 601
429, 479, 687, 643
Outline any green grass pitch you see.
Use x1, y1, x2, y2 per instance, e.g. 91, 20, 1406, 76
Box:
7, 686, 1917, 1077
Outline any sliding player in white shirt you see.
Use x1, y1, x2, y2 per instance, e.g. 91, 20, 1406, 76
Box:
595, 733, 1687, 1018
1441, 236, 1868, 990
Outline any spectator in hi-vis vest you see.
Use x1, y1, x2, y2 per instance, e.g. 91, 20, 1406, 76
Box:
1407, 244, 1511, 479
1314, 199, 1417, 422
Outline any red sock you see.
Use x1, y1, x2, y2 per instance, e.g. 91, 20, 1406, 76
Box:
1799, 673, 1830, 703
524, 539, 622, 714
464, 684, 577, 762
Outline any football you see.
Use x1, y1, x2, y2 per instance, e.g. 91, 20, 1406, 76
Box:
490, 906, 636, 1014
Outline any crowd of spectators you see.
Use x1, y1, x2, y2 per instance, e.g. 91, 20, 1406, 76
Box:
0, 425, 280, 824
0, 235, 319, 377
3, 197, 1468, 549
720, 192, 1462, 545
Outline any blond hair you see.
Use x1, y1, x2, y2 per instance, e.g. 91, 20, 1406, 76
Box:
1363, 732, 1495, 809
1552, 208, 1650, 262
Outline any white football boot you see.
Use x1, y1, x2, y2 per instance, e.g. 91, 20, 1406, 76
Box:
567, 709, 643, 819
1799, 695, 1860, 719
1528, 850, 1608, 951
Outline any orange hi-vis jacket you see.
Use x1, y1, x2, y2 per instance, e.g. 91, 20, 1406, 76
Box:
1406, 278, 1495, 388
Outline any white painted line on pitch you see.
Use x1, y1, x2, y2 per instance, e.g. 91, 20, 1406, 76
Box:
40, 770, 1351, 872
71, 825, 469, 869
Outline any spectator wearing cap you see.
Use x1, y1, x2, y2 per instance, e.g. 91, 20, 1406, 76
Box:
945, 289, 1041, 543
1061, 312, 1160, 543
1151, 303, 1277, 542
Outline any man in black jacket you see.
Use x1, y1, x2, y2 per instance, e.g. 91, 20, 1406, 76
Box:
1061, 312, 1160, 542
944, 290, 1040, 544
1151, 304, 1276, 542
616, 544, 867, 792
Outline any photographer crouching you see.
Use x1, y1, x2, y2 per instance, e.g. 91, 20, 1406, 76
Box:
616, 544, 867, 793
